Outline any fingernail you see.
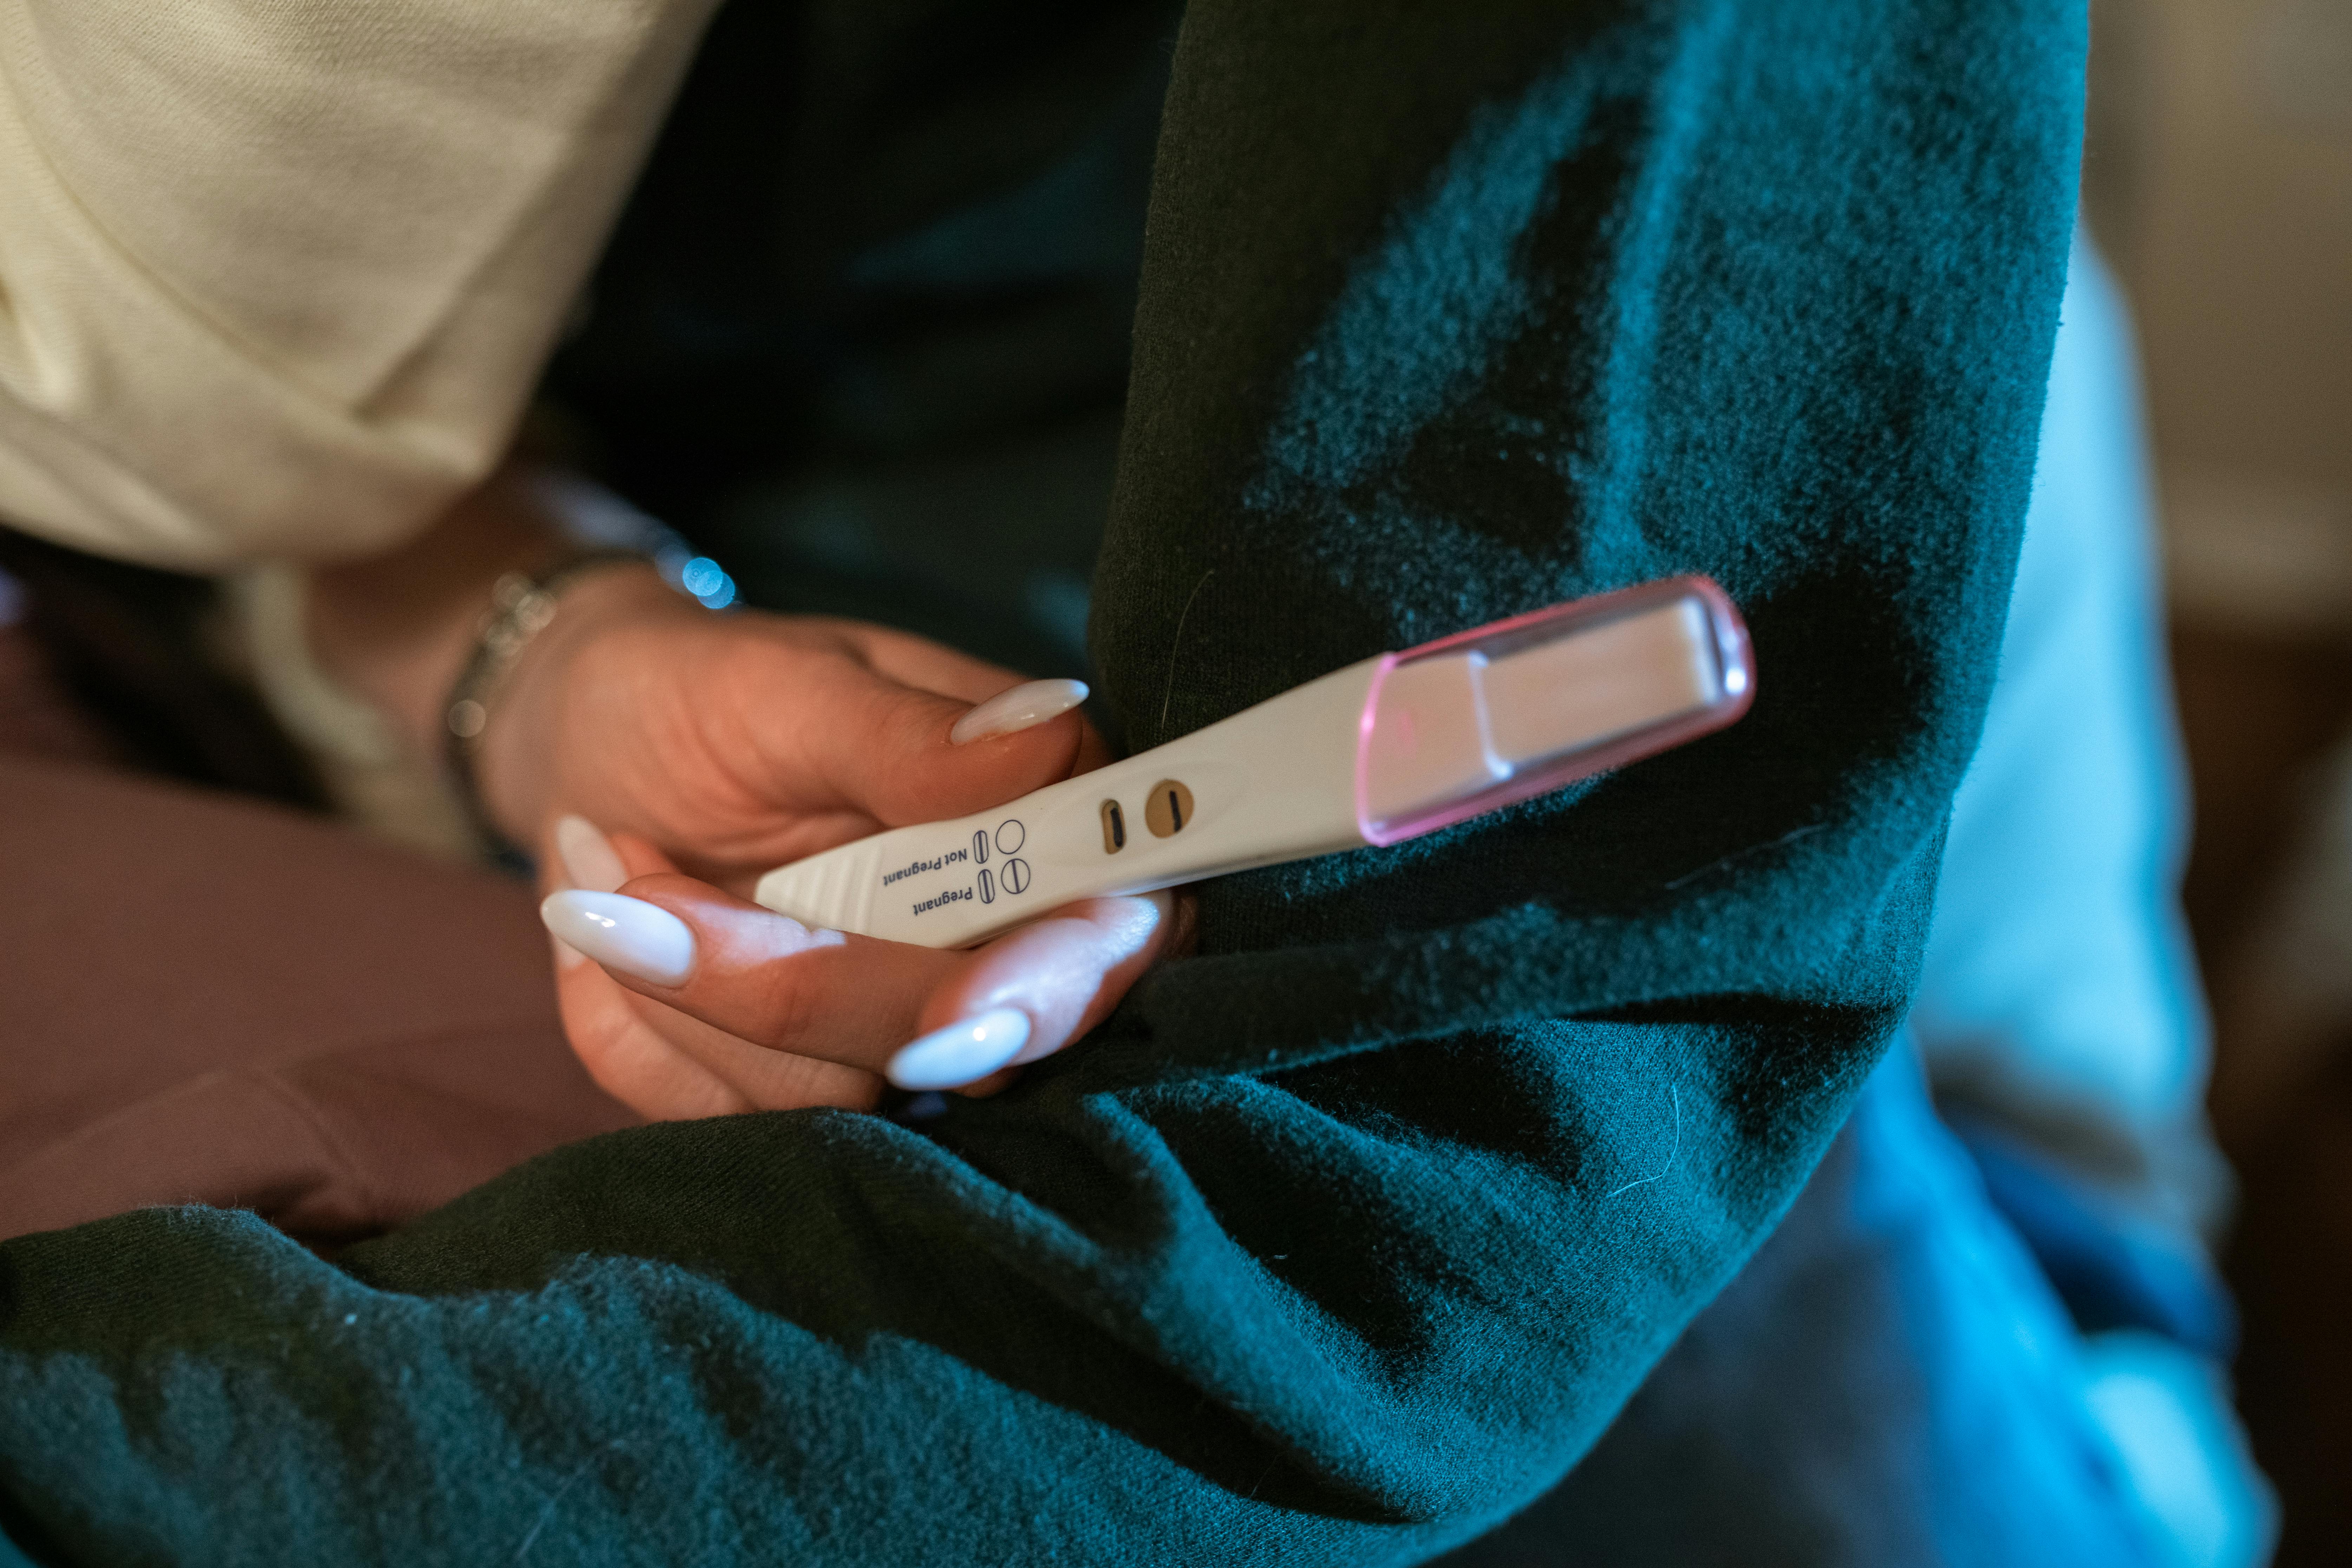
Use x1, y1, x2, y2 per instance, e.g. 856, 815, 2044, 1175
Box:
539, 890, 694, 986
948, 678, 1087, 745
548, 816, 625, 969
886, 1008, 1032, 1090
554, 814, 629, 894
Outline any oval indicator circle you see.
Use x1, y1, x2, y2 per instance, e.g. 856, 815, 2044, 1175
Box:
972, 830, 989, 865
994, 819, 1025, 855
1144, 779, 1194, 838
1003, 858, 1031, 895
977, 868, 996, 903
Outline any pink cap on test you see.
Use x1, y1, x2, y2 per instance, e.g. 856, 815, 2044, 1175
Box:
1353, 575, 1753, 846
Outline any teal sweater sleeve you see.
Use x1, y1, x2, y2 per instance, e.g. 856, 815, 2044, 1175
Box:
0, 2, 2083, 1562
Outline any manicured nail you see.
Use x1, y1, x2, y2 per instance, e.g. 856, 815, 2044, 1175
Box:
554, 814, 629, 894
948, 679, 1087, 745
538, 891, 694, 986
886, 1008, 1032, 1090
547, 816, 625, 969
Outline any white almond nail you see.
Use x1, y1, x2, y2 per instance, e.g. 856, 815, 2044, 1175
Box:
539, 891, 694, 986
554, 814, 629, 894
948, 679, 1088, 745
886, 1008, 1032, 1090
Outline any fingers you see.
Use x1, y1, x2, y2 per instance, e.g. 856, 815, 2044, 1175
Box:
554, 960, 759, 1121
831, 622, 1117, 777
538, 875, 1176, 1096
779, 659, 1092, 828
880, 892, 1173, 1094
544, 817, 886, 1119
545, 874, 959, 1076
914, 891, 1174, 1070
824, 620, 1038, 707
700, 621, 1094, 831
556, 956, 885, 1117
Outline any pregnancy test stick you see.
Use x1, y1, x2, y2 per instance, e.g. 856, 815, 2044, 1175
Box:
755, 575, 1753, 948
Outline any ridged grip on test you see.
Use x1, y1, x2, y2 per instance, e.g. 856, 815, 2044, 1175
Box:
753, 838, 880, 934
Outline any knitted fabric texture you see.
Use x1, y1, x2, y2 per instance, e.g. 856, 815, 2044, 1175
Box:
0, 0, 2082, 1561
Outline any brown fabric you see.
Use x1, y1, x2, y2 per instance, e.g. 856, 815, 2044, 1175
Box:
0, 749, 638, 1246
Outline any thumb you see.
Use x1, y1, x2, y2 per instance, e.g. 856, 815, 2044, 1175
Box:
783, 668, 1095, 828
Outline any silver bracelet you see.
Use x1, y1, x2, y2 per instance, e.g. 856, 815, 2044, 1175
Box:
441, 549, 649, 860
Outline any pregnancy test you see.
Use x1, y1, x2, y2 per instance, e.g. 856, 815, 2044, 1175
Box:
755, 574, 1753, 948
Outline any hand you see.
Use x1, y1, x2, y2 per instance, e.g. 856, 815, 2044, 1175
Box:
541, 823, 1180, 1119
488, 564, 1180, 1120
306, 464, 1115, 874
480, 562, 1110, 868
307, 465, 1179, 1120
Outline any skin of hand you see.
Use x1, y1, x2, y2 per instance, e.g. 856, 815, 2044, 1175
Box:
547, 828, 1182, 1118
308, 464, 1187, 1121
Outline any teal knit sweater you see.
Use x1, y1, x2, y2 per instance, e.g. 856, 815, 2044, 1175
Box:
0, 1, 2083, 1561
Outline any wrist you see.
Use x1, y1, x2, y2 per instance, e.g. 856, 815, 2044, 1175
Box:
306, 466, 570, 756
468, 560, 691, 844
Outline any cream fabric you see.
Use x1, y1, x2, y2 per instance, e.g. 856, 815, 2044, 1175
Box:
0, 0, 718, 569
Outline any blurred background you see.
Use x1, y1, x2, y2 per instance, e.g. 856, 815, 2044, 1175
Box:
2082, 0, 2352, 1559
